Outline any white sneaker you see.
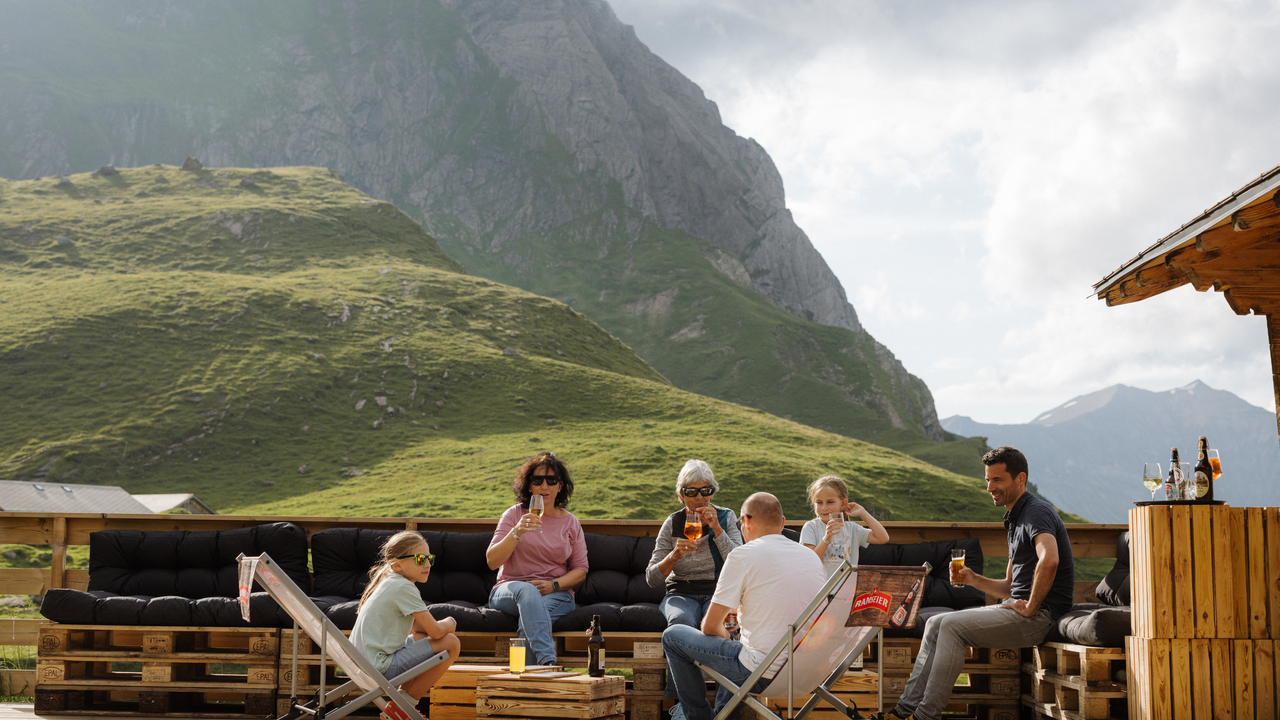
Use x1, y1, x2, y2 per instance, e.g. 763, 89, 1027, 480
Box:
668, 704, 685, 720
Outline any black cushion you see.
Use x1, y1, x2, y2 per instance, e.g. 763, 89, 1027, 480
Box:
1048, 603, 1131, 647
861, 538, 984, 610
311, 528, 497, 605
1095, 532, 1131, 607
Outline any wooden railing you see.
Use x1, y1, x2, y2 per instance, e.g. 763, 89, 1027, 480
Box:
0, 511, 1128, 656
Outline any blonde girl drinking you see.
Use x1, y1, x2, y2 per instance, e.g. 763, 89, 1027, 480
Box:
800, 475, 890, 576
351, 531, 461, 701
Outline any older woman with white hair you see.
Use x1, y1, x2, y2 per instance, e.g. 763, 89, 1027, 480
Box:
646, 459, 744, 712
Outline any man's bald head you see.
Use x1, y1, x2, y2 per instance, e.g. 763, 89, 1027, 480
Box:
740, 492, 785, 541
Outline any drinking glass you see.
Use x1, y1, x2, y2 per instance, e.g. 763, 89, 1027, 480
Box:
827, 513, 846, 559
528, 495, 544, 531
1209, 449, 1222, 481
683, 514, 703, 541
950, 549, 966, 587
1142, 463, 1162, 501
509, 638, 527, 673
1180, 462, 1193, 500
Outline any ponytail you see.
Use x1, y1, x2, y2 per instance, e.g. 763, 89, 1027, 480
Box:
358, 530, 427, 611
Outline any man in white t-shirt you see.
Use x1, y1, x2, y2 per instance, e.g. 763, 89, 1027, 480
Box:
661, 492, 827, 720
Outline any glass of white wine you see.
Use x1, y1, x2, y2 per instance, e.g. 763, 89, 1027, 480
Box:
1143, 462, 1162, 501
528, 494, 545, 532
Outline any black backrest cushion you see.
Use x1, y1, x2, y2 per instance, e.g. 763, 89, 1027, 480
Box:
311, 528, 495, 604
88, 522, 308, 598
861, 538, 985, 610
1095, 531, 1131, 607
579, 533, 665, 606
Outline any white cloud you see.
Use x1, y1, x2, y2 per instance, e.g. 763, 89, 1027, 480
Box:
610, 0, 1280, 423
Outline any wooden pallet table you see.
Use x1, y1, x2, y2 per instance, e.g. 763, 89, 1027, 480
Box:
34, 624, 278, 716
1021, 642, 1126, 720
477, 672, 625, 720
430, 664, 562, 720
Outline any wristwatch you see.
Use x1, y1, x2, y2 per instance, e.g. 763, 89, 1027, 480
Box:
552, 580, 561, 592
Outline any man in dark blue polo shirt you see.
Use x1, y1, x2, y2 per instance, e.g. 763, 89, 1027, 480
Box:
876, 447, 1074, 720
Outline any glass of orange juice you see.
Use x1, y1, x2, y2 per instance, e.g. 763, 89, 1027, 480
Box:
509, 638, 526, 673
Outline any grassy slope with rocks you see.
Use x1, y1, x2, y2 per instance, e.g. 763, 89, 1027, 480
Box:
0, 164, 1002, 523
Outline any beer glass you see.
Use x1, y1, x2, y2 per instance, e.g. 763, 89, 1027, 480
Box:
950, 548, 965, 587
509, 638, 527, 673
1209, 449, 1222, 480
1142, 462, 1162, 501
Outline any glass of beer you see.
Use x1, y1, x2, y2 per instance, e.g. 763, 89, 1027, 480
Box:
509, 638, 527, 673
950, 549, 965, 588
1209, 449, 1222, 480
684, 514, 703, 541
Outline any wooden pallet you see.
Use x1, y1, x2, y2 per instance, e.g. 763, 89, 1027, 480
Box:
430, 664, 563, 720
1021, 696, 1124, 720
862, 637, 1021, 672
1127, 635, 1278, 719
1022, 642, 1126, 720
476, 673, 626, 720
33, 686, 277, 717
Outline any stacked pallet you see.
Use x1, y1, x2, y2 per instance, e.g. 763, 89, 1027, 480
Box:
757, 669, 879, 719
1021, 642, 1126, 720
863, 636, 1018, 720
477, 672, 626, 720
275, 628, 390, 716
34, 624, 278, 716
1126, 505, 1280, 718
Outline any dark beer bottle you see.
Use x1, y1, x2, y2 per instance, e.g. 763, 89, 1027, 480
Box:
588, 614, 605, 677
1194, 436, 1214, 503
1165, 448, 1180, 501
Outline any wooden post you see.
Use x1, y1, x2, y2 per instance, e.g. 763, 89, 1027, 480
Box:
50, 516, 67, 590
1268, 315, 1280, 449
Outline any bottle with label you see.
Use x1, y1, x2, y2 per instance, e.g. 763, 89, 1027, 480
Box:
890, 562, 931, 627
1165, 448, 1180, 501
1194, 436, 1214, 503
587, 614, 605, 677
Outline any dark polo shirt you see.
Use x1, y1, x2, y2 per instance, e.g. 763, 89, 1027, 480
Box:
1004, 491, 1075, 619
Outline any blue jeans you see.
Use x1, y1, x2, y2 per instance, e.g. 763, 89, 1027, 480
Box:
662, 625, 765, 720
488, 581, 576, 666
661, 594, 713, 699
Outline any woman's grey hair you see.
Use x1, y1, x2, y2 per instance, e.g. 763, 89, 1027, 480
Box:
676, 459, 719, 493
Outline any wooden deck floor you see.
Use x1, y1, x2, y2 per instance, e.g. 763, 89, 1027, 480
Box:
0, 704, 88, 720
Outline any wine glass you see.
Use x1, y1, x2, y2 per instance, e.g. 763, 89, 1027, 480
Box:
683, 513, 703, 541
1179, 462, 1193, 500
1209, 449, 1222, 481
1142, 463, 1162, 501
528, 494, 544, 532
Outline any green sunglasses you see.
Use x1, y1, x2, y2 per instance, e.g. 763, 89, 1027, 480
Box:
396, 553, 435, 567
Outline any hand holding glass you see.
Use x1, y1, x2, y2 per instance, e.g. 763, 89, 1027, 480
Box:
528, 495, 544, 531
950, 548, 966, 587
1142, 463, 1162, 501
684, 514, 703, 541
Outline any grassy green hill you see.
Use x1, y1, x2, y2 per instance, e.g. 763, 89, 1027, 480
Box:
0, 164, 1002, 521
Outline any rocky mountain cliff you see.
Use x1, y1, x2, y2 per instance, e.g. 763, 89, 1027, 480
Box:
943, 381, 1280, 522
0, 0, 957, 458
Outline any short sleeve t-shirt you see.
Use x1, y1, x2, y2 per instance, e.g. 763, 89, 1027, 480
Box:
800, 517, 873, 576
490, 504, 589, 590
1004, 492, 1075, 619
351, 573, 429, 673
711, 533, 826, 677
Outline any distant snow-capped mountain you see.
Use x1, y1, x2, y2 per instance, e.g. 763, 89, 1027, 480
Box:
942, 381, 1280, 522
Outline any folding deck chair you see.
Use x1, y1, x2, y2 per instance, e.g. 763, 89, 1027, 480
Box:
237, 552, 451, 720
697, 561, 930, 720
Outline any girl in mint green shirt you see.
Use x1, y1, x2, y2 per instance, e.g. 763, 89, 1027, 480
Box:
351, 531, 461, 701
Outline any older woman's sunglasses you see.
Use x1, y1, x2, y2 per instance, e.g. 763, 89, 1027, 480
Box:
680, 487, 716, 497
530, 476, 561, 486
397, 553, 435, 567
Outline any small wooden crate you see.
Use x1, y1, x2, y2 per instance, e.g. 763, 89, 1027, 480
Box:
35, 624, 278, 715
431, 664, 561, 720
1022, 642, 1127, 720
1127, 635, 1278, 718
1129, 504, 1280, 640
477, 672, 625, 720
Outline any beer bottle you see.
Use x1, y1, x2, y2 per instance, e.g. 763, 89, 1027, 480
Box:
588, 615, 605, 677
1194, 436, 1214, 503
891, 562, 931, 627
1165, 448, 1180, 501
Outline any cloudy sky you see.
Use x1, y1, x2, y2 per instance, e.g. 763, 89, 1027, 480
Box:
608, 0, 1280, 424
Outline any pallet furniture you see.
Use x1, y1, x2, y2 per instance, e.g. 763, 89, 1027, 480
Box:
863, 637, 1019, 720
1021, 642, 1126, 720
477, 672, 625, 720
33, 624, 278, 716
1126, 504, 1280, 717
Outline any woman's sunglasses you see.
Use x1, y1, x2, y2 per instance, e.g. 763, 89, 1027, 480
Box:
396, 553, 435, 567
530, 476, 561, 486
680, 486, 716, 497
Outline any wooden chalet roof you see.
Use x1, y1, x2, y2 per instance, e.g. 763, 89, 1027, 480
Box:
1094, 164, 1280, 315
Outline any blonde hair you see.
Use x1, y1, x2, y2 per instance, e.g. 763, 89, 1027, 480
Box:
358, 531, 428, 611
806, 475, 849, 507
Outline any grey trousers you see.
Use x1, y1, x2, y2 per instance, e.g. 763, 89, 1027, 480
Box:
893, 604, 1053, 720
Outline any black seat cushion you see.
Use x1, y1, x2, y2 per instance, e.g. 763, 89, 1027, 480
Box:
1094, 532, 1130, 607
1047, 603, 1131, 647
41, 522, 310, 627
861, 538, 984, 610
